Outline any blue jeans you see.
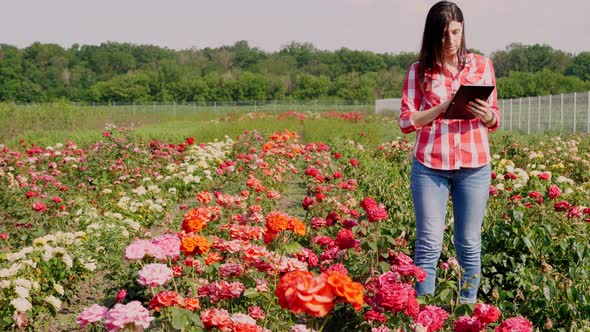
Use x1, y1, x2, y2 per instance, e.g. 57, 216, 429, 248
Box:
410, 159, 491, 303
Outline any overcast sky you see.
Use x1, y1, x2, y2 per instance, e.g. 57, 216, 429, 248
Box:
2, 0, 589, 56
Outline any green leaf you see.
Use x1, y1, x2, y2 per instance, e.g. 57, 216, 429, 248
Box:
543, 286, 552, 301
523, 236, 532, 252
367, 240, 378, 252
283, 241, 302, 255
243, 288, 261, 299
169, 307, 189, 329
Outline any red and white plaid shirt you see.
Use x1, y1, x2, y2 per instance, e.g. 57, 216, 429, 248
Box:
399, 53, 499, 170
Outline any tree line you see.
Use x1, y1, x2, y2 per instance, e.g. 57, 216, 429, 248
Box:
0, 41, 589, 103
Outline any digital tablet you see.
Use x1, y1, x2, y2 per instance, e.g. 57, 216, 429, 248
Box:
443, 85, 495, 120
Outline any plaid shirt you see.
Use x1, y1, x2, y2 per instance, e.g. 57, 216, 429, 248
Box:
399, 53, 499, 170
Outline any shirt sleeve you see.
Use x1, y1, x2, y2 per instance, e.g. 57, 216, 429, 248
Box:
399, 63, 423, 134
486, 59, 500, 131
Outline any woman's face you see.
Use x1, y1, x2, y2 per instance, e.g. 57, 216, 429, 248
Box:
443, 20, 463, 58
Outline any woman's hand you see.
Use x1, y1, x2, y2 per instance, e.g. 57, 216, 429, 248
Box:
466, 98, 495, 125
438, 100, 452, 115
410, 99, 452, 128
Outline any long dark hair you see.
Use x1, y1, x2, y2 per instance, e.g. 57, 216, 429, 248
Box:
417, 1, 467, 84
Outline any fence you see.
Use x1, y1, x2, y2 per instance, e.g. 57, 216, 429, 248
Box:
376, 91, 590, 134
0, 100, 374, 142
498, 92, 590, 134
77, 100, 373, 115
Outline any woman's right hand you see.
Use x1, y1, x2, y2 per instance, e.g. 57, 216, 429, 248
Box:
411, 99, 453, 128
438, 100, 452, 116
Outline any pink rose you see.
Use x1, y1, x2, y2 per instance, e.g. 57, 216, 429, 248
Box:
152, 234, 180, 258
137, 263, 172, 287
415, 305, 448, 331
104, 301, 154, 332
77, 304, 108, 329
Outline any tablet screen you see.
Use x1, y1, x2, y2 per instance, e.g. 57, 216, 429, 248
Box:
443, 85, 495, 120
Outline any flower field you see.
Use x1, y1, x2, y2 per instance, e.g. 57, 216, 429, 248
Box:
1, 110, 589, 331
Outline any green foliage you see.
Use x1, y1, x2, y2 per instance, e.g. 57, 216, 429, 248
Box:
0, 41, 588, 103
565, 52, 590, 81
497, 69, 590, 98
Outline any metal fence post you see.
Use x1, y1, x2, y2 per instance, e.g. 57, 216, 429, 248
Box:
587, 91, 590, 133
500, 99, 506, 129
573, 92, 577, 134
510, 99, 513, 131
518, 98, 522, 130
254, 100, 257, 112
527, 96, 531, 134
549, 95, 552, 131
560, 94, 564, 133
214, 101, 217, 112
537, 95, 541, 132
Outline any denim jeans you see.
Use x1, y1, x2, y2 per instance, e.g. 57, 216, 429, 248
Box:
410, 158, 491, 303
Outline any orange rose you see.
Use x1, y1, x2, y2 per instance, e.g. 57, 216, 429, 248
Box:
183, 298, 200, 311
275, 270, 335, 317
182, 216, 205, 233
326, 271, 365, 311
266, 211, 289, 233
289, 219, 306, 236
180, 236, 210, 255
204, 251, 223, 265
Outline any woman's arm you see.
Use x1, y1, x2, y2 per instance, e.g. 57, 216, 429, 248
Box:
411, 100, 451, 128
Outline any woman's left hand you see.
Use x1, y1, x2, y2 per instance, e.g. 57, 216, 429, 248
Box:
466, 98, 494, 123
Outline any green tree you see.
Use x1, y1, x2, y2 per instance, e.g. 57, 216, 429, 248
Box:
90, 72, 151, 102
290, 73, 330, 100
565, 52, 590, 81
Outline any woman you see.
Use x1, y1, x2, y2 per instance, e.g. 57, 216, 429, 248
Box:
399, 1, 499, 304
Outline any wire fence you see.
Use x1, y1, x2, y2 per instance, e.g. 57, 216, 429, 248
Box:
0, 100, 374, 142
498, 91, 590, 134
75, 100, 373, 115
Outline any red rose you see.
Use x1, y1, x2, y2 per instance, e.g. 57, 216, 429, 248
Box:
364, 310, 387, 323
148, 290, 181, 311
554, 200, 571, 211
32, 201, 46, 212
350, 158, 359, 167
547, 184, 561, 199
367, 206, 387, 222
302, 196, 314, 210
454, 315, 484, 332
538, 172, 550, 180
115, 289, 127, 303
335, 229, 358, 249
489, 185, 499, 197
495, 316, 533, 332
360, 197, 378, 210
415, 305, 449, 331
567, 206, 582, 219
472, 303, 501, 324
